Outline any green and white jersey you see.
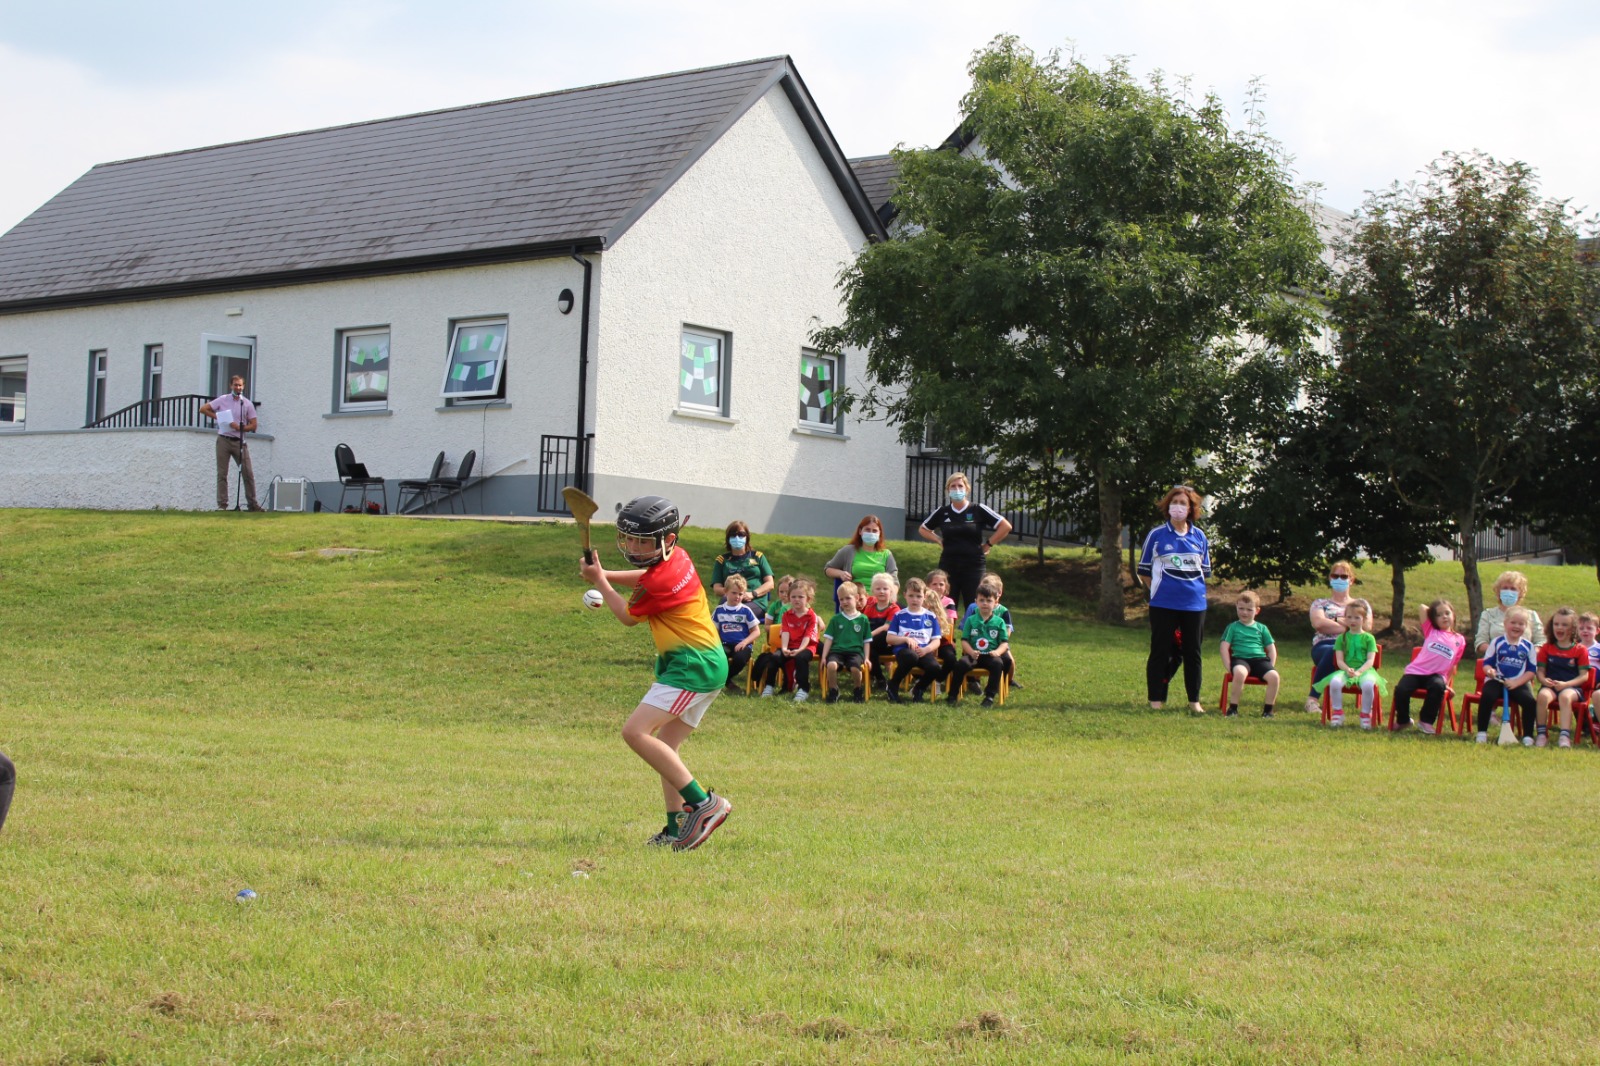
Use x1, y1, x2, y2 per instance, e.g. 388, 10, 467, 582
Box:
823, 611, 871, 655
962, 612, 1009, 655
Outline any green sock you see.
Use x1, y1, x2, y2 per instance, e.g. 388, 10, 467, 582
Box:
679, 779, 709, 807
665, 810, 681, 834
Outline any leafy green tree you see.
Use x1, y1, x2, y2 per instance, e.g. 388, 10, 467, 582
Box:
1332, 152, 1599, 624
815, 37, 1326, 621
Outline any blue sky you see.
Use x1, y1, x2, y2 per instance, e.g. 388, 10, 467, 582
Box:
3, 0, 1597, 235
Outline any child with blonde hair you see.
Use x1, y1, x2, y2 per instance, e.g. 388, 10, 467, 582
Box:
1219, 589, 1279, 717
710, 573, 762, 690
863, 571, 901, 689
886, 576, 945, 702
1320, 600, 1383, 729
1478, 605, 1538, 744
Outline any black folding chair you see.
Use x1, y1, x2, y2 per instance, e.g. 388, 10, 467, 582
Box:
396, 451, 445, 513
335, 443, 386, 513
427, 450, 476, 514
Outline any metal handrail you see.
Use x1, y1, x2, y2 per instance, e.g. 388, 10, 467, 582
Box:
85, 393, 213, 429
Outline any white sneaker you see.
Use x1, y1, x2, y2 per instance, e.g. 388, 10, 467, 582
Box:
1330, 714, 1344, 728
760, 685, 774, 698
1476, 732, 1488, 744
1360, 714, 1373, 730
1304, 697, 1320, 716
1559, 734, 1572, 749
1418, 721, 1436, 736
1522, 736, 1535, 747
793, 689, 809, 703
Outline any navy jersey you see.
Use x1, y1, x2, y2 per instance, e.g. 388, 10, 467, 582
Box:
1137, 523, 1212, 612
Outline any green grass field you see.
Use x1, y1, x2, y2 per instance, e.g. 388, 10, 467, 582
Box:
2, 510, 1599, 1064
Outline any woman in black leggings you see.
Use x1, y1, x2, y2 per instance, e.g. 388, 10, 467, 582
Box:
918, 471, 1012, 614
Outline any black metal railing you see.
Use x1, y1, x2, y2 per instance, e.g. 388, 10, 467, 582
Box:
905, 455, 1088, 544
1455, 525, 1562, 563
538, 433, 594, 513
86, 393, 211, 429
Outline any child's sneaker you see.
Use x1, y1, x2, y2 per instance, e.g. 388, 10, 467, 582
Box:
673, 793, 731, 852
1522, 735, 1535, 747
760, 685, 774, 698
1536, 734, 1548, 748
980, 696, 996, 708
1360, 718, 1373, 730
1224, 708, 1239, 718
1330, 714, 1344, 727
909, 684, 928, 703
1418, 721, 1436, 735
1261, 709, 1274, 719
1559, 734, 1572, 749
946, 690, 960, 705
1303, 696, 1320, 715
824, 689, 839, 704
852, 689, 865, 703
1476, 732, 1488, 744
885, 688, 901, 704
645, 828, 678, 847
793, 689, 809, 703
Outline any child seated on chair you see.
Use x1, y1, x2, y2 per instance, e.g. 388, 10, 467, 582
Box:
759, 578, 819, 702
886, 576, 945, 703
1536, 606, 1588, 748
963, 573, 1020, 689
1578, 611, 1600, 672
1479, 606, 1538, 744
926, 569, 960, 677
1220, 589, 1280, 718
711, 573, 762, 692
749, 575, 794, 693
947, 579, 1011, 707
863, 572, 900, 689
822, 581, 873, 703
1397, 599, 1466, 733
1320, 599, 1382, 729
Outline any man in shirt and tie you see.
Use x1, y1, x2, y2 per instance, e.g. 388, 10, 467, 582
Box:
200, 375, 263, 511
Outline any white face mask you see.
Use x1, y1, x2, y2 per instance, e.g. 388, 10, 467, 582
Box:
860, 531, 879, 546
1168, 504, 1188, 522
949, 489, 966, 503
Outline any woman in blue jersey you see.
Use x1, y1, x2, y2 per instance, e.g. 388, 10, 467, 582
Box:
1138, 485, 1213, 714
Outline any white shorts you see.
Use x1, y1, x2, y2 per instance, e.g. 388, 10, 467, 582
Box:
641, 683, 719, 728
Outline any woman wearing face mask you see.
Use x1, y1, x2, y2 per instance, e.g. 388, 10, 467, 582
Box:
825, 515, 899, 610
918, 472, 1011, 613
1138, 485, 1212, 714
1474, 569, 1544, 655
711, 520, 775, 615
1303, 560, 1358, 715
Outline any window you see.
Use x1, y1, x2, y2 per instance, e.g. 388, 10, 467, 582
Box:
143, 345, 163, 404
679, 327, 729, 415
205, 334, 255, 398
338, 328, 391, 411
0, 357, 25, 428
87, 350, 108, 425
440, 318, 507, 401
798, 350, 841, 432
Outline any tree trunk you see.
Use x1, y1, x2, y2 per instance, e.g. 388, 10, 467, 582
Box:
1458, 508, 1483, 629
1037, 524, 1045, 565
1386, 562, 1406, 636
1278, 578, 1290, 602
1098, 481, 1126, 623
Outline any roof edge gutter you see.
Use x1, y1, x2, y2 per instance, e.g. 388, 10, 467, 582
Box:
0, 238, 605, 315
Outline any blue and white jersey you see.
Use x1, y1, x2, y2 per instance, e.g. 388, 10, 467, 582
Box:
711, 602, 760, 645
1137, 523, 1212, 612
888, 607, 941, 647
1485, 635, 1537, 681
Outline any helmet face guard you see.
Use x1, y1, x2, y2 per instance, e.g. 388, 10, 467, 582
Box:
615, 495, 681, 567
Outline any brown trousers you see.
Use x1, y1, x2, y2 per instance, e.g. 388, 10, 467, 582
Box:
216, 435, 260, 509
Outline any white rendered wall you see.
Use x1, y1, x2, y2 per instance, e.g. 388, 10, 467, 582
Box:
0, 428, 269, 510
0, 258, 592, 510
593, 86, 902, 533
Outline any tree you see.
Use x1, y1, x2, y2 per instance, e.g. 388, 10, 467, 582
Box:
814, 38, 1327, 621
1332, 152, 1599, 625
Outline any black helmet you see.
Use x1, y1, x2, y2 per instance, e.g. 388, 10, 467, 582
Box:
615, 495, 681, 566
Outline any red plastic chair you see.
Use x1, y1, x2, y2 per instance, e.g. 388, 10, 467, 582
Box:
1389, 648, 1457, 732
1320, 646, 1384, 725
1551, 668, 1596, 745
1456, 659, 1491, 737
1217, 668, 1272, 713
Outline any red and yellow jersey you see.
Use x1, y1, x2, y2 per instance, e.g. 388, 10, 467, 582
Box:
627, 547, 728, 692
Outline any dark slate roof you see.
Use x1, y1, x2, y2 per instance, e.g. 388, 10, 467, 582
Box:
0, 57, 885, 312
848, 154, 900, 224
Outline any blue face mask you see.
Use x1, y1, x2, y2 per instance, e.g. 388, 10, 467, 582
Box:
860, 531, 879, 546
1329, 577, 1350, 593
1499, 589, 1518, 608
728, 536, 747, 552
949, 489, 966, 503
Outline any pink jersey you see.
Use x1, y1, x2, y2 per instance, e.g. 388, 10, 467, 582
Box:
1405, 617, 1466, 677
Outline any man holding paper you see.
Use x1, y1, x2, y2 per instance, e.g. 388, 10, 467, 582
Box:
200, 375, 263, 511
